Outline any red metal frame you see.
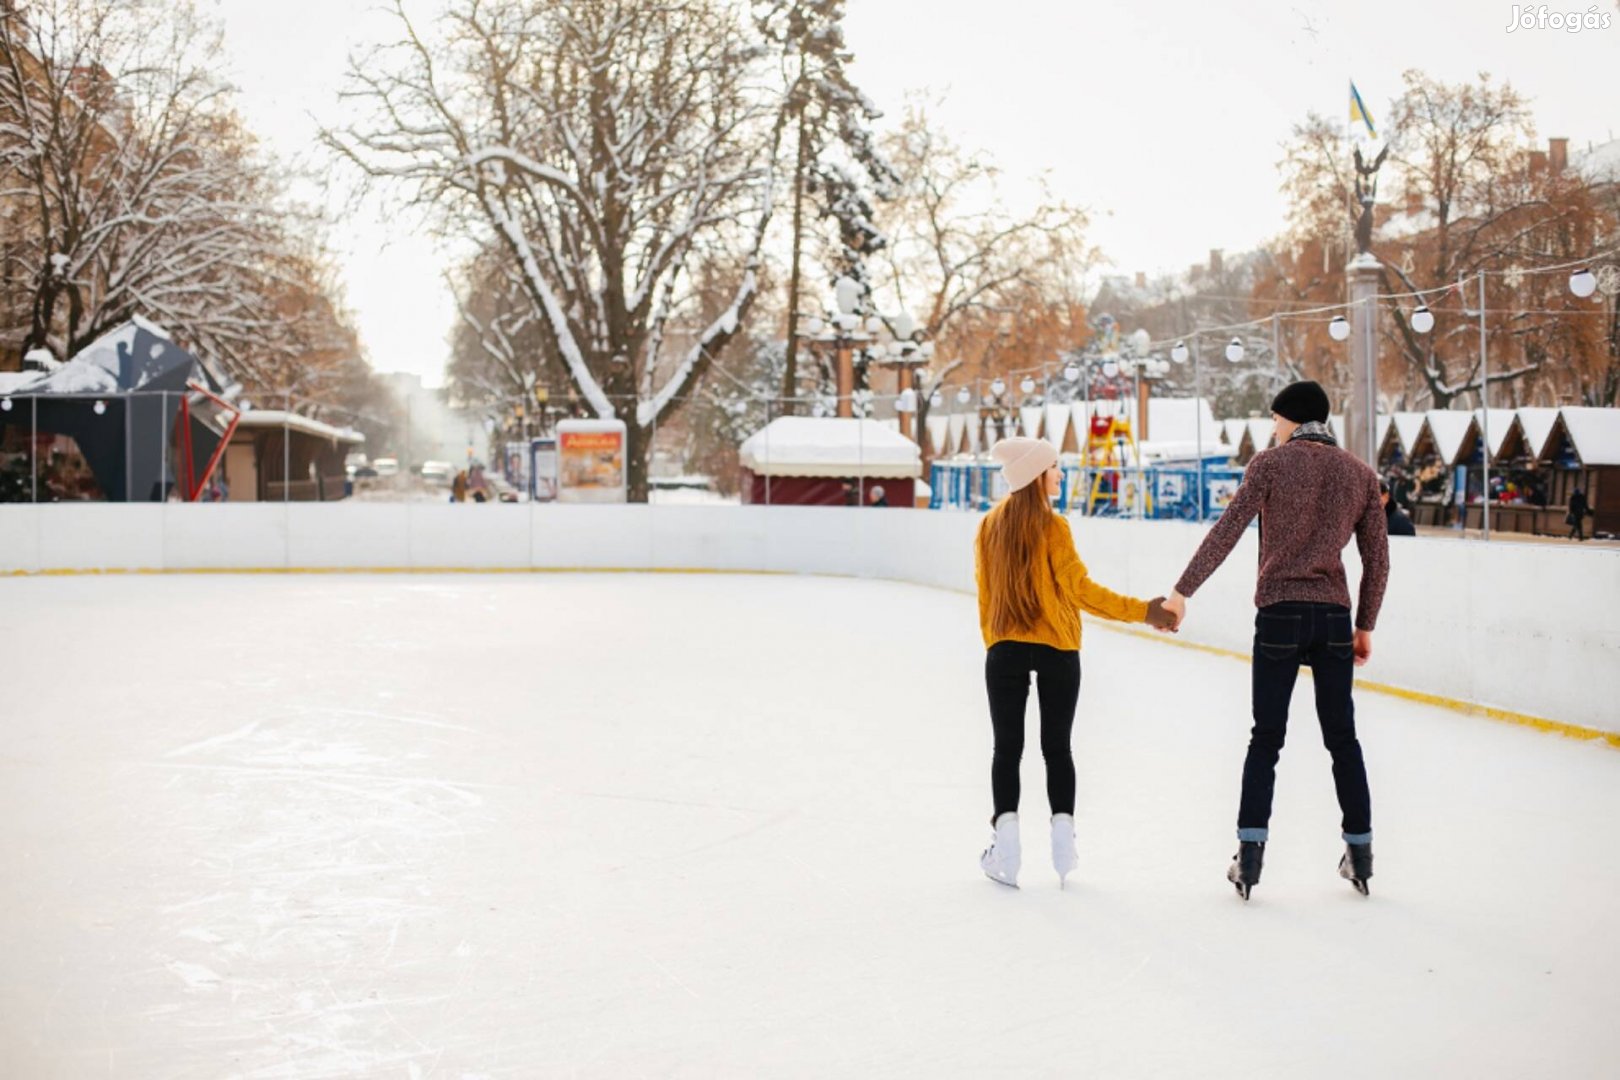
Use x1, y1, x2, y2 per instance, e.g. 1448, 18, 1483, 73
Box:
176, 381, 242, 502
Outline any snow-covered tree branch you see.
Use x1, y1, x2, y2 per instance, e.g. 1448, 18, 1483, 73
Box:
327, 0, 784, 500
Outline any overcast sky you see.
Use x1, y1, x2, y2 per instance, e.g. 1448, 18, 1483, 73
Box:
213, 0, 1620, 387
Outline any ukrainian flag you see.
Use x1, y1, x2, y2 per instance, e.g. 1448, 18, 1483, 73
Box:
1350, 81, 1377, 140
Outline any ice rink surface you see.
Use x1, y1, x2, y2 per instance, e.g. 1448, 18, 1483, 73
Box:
2, 573, 1617, 1079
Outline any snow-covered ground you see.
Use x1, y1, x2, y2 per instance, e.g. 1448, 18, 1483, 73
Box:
1, 573, 1615, 1078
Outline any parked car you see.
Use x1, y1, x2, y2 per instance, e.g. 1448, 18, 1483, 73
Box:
373, 457, 400, 478
420, 461, 455, 486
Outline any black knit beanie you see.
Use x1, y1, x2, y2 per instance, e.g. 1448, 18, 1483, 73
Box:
1270, 380, 1331, 425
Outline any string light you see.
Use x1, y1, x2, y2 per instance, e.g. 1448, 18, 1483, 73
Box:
1570, 268, 1597, 299
1411, 306, 1435, 334
1328, 315, 1351, 341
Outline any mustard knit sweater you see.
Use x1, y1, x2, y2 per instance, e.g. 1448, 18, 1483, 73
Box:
975, 508, 1150, 651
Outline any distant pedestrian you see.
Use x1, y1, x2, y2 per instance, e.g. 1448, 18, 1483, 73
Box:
452, 470, 468, 504
1380, 481, 1415, 537
868, 485, 888, 508
1390, 470, 1415, 514
1567, 487, 1589, 541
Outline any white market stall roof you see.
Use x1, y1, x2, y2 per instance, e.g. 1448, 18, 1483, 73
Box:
739, 417, 920, 479
1472, 409, 1516, 459
1375, 414, 1392, 453
235, 410, 365, 445
1514, 407, 1561, 460
1419, 410, 1479, 465
1145, 397, 1220, 445
1221, 418, 1248, 447
1554, 406, 1620, 466
1244, 417, 1275, 452
1391, 412, 1427, 455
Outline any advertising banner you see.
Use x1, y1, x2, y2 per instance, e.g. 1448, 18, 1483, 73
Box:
556, 420, 628, 503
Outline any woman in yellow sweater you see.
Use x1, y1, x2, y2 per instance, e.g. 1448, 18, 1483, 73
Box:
975, 437, 1176, 887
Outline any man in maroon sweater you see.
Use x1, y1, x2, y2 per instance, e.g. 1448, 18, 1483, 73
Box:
1163, 381, 1389, 900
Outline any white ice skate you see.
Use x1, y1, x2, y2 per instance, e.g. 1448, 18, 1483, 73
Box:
1051, 813, 1078, 888
979, 812, 1020, 888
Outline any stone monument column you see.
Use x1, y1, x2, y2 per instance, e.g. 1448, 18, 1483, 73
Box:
1346, 252, 1381, 466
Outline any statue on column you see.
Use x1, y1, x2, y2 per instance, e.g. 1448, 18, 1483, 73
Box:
1352, 145, 1389, 256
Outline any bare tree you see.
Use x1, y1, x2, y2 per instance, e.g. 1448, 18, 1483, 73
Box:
1264, 72, 1615, 409
868, 105, 1093, 442
328, 0, 784, 500
0, 0, 317, 383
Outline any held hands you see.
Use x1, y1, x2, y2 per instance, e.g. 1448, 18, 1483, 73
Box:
1146, 596, 1181, 633
1159, 590, 1187, 632
1353, 629, 1372, 667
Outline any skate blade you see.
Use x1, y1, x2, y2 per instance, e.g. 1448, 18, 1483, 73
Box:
983, 870, 1020, 889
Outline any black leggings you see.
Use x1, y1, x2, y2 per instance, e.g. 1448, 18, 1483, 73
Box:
985, 641, 1082, 818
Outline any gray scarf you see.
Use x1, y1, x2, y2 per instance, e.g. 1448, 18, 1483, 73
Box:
1289, 420, 1338, 447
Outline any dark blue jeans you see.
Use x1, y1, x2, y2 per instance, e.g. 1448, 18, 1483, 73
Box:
1238, 602, 1372, 843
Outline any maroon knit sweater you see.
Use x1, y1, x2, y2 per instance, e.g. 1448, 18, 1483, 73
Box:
1174, 439, 1390, 631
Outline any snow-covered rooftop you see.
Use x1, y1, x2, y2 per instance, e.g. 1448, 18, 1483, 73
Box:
1391, 412, 1427, 455
0, 371, 42, 395
1513, 407, 1561, 460
1420, 411, 1479, 465
1471, 409, 1516, 459
1554, 406, 1620, 466
1145, 397, 1220, 445
739, 417, 920, 478
235, 410, 365, 444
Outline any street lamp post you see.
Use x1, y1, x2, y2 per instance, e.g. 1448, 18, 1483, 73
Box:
1170, 338, 1200, 521
796, 278, 929, 423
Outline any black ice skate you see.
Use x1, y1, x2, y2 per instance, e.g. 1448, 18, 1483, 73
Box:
1339, 842, 1374, 896
1226, 840, 1265, 901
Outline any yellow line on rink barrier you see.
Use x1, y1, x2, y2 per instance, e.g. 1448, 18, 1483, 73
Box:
1097, 622, 1620, 751
6, 563, 1616, 750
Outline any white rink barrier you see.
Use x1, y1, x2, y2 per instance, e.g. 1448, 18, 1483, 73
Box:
2, 504, 1617, 737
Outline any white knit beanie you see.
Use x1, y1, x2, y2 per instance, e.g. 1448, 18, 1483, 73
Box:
991, 436, 1058, 493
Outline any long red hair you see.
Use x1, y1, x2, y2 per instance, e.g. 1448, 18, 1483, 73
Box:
982, 479, 1053, 638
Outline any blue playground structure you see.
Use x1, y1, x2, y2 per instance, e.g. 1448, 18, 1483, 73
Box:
928, 457, 1246, 521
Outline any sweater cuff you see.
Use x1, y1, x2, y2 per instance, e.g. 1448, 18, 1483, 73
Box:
1173, 575, 1199, 599
1129, 598, 1151, 623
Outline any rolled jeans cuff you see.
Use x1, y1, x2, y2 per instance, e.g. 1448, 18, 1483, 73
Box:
1343, 831, 1373, 845
1236, 827, 1269, 842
